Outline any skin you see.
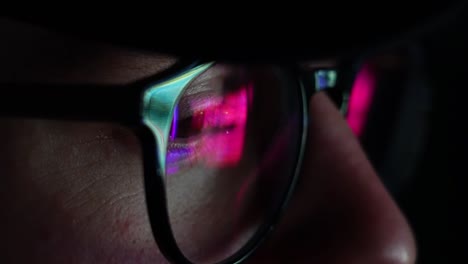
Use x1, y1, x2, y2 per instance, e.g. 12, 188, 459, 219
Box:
0, 19, 416, 263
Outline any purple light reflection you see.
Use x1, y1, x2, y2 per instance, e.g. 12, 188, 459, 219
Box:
166, 83, 251, 175
170, 106, 178, 141
166, 145, 193, 175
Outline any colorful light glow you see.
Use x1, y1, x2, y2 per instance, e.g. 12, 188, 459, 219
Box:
170, 106, 178, 140
200, 84, 249, 167
315, 70, 337, 91
346, 64, 376, 137
166, 83, 251, 174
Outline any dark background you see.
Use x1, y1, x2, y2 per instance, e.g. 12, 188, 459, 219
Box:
403, 16, 468, 263
360, 10, 468, 263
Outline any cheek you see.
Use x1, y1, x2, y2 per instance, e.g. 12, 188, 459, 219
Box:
166, 158, 261, 262
0, 120, 166, 263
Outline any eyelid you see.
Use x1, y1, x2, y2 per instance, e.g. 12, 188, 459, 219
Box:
176, 89, 221, 120
175, 67, 228, 119
182, 64, 230, 95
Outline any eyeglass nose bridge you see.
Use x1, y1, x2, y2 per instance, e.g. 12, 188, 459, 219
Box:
141, 63, 213, 177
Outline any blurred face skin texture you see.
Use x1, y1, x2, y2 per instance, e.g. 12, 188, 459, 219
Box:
0, 19, 416, 263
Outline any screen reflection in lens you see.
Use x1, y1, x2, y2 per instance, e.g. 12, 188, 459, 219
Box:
166, 82, 252, 175
164, 64, 302, 264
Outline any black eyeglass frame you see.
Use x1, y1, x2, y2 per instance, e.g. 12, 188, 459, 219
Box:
0, 59, 354, 264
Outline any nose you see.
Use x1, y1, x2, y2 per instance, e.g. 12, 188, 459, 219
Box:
250, 93, 416, 263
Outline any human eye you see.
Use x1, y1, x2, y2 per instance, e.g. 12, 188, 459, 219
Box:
166, 65, 251, 174
160, 63, 304, 262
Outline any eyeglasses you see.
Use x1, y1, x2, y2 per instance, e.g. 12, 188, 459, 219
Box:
0, 59, 350, 264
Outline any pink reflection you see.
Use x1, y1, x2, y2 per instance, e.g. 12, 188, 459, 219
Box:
166, 83, 251, 174
201, 84, 250, 167
346, 64, 376, 137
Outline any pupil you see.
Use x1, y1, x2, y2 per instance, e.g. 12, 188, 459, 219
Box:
171, 109, 206, 139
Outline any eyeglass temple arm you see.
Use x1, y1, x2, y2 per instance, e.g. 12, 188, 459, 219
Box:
0, 83, 142, 124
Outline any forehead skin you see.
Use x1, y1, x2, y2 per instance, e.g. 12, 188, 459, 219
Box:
0, 18, 177, 84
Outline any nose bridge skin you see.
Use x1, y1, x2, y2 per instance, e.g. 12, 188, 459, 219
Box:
249, 93, 417, 264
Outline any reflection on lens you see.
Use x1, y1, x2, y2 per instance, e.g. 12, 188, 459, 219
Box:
167, 82, 250, 174
165, 64, 303, 263
346, 64, 376, 137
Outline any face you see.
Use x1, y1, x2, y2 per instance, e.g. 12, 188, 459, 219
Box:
0, 18, 416, 263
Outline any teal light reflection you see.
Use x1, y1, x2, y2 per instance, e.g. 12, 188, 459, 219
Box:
142, 63, 213, 176
314, 69, 337, 91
